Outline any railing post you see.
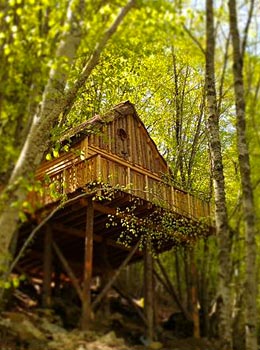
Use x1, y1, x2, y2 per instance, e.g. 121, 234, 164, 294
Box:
171, 186, 175, 209
187, 193, 192, 219
145, 174, 149, 200
96, 154, 102, 180
126, 167, 131, 192
83, 137, 88, 158
63, 169, 67, 194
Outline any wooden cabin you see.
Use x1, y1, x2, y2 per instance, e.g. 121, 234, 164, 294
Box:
17, 101, 212, 335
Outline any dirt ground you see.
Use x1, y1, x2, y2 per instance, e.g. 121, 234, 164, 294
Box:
0, 308, 221, 350
0, 286, 222, 350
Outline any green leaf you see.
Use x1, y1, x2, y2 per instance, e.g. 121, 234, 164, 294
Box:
53, 149, 59, 158
46, 153, 52, 161
12, 277, 20, 288
4, 281, 11, 289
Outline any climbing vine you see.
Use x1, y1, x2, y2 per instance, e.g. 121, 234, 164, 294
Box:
106, 197, 210, 254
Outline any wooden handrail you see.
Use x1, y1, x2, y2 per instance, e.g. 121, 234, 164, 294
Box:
33, 149, 211, 221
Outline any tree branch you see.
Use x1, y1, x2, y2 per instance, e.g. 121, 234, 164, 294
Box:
242, 0, 255, 57
61, 0, 136, 122
217, 33, 230, 114
182, 24, 205, 55
0, 0, 135, 270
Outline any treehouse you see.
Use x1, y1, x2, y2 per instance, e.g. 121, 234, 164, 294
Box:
17, 101, 212, 335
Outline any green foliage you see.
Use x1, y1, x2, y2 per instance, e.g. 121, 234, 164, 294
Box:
0, 273, 25, 289
106, 197, 209, 254
1, 0, 260, 329
0, 0, 67, 178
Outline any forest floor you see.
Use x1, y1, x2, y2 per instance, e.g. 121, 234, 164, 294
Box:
0, 312, 219, 350
0, 309, 221, 350
0, 288, 221, 350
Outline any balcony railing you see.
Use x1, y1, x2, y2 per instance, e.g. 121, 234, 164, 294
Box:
30, 150, 211, 221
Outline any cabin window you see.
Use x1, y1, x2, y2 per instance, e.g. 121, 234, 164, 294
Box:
117, 128, 128, 141
116, 128, 129, 159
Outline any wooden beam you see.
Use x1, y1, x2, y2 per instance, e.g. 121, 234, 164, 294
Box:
144, 238, 154, 343
94, 202, 116, 215
81, 197, 94, 330
92, 240, 140, 311
79, 198, 118, 215
42, 225, 52, 308
54, 222, 102, 242
54, 222, 142, 255
53, 203, 85, 221
52, 241, 83, 302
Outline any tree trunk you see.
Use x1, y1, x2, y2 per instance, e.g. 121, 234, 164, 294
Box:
184, 249, 192, 314
190, 249, 200, 338
205, 0, 232, 348
199, 239, 210, 337
144, 238, 154, 343
228, 1, 257, 349
175, 250, 183, 302
0, 0, 135, 296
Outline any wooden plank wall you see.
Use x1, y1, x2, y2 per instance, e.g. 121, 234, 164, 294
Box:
88, 115, 167, 176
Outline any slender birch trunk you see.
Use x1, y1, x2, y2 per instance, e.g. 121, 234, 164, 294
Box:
228, 1, 257, 350
205, 0, 232, 348
0, 0, 135, 293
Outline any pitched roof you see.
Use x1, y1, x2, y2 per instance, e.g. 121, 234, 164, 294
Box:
61, 100, 138, 142
61, 100, 168, 169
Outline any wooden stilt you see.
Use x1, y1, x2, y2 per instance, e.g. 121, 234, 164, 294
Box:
42, 225, 52, 308
144, 237, 154, 343
81, 198, 94, 330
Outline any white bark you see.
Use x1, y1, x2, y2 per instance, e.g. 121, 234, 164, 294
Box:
228, 1, 257, 350
205, 1, 232, 348
0, 0, 135, 283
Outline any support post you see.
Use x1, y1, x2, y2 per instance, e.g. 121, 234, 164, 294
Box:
42, 225, 52, 308
81, 198, 94, 330
144, 237, 154, 343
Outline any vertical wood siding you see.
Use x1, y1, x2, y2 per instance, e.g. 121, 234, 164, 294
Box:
31, 112, 211, 222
